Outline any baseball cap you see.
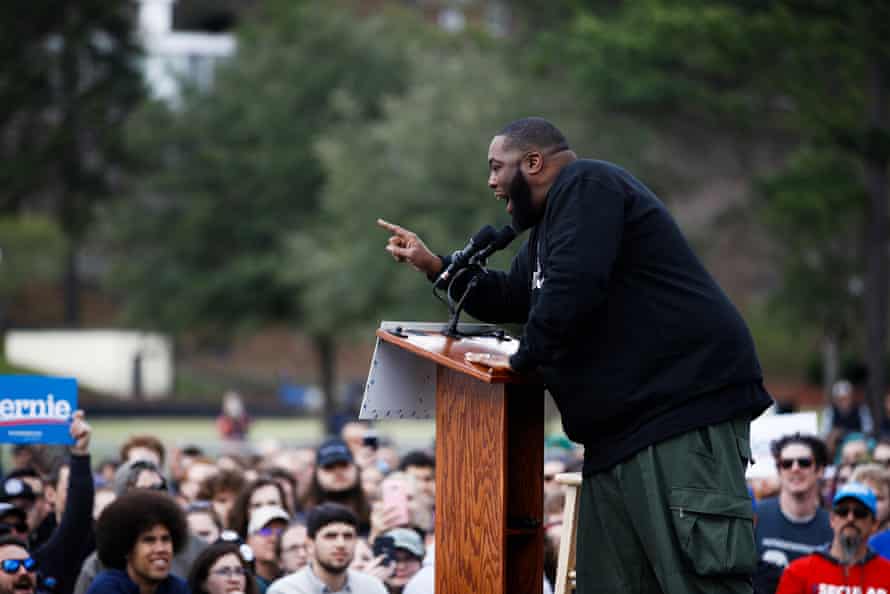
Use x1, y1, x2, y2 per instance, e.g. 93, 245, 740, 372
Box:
833, 481, 878, 517
247, 505, 290, 535
0, 502, 27, 523
316, 438, 353, 468
0, 478, 35, 502
385, 528, 425, 559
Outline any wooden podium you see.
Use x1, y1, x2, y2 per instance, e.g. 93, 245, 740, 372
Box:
368, 324, 544, 594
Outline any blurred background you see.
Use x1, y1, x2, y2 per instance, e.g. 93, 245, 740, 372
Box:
0, 0, 887, 457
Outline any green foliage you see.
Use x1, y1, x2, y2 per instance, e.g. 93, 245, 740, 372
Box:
757, 147, 866, 333
0, 216, 66, 298
546, 0, 889, 380
0, 0, 145, 235
104, 1, 409, 335
287, 34, 608, 336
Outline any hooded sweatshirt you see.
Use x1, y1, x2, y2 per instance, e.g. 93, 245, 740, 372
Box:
446, 159, 772, 473
776, 550, 890, 594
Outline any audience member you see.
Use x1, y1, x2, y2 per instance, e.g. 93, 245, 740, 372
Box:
378, 528, 424, 594
119, 436, 166, 471
195, 470, 246, 531
838, 432, 873, 466
74, 460, 204, 594
278, 523, 309, 575
246, 506, 289, 592
754, 433, 833, 594
398, 453, 434, 503
851, 464, 890, 531
178, 459, 219, 503
185, 502, 222, 544
88, 490, 189, 594
823, 381, 872, 433
229, 479, 289, 539
302, 440, 371, 535
268, 503, 386, 594
188, 541, 258, 594
0, 536, 38, 594
27, 410, 95, 594
776, 482, 890, 593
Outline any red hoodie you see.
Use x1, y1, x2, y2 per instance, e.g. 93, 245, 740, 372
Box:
777, 551, 890, 594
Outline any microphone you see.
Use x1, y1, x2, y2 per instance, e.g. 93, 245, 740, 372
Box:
435, 225, 499, 285
469, 225, 517, 266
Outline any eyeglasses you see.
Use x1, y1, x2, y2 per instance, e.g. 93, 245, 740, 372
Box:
833, 504, 871, 520
1, 558, 36, 574
779, 457, 814, 470
186, 501, 213, 512
875, 458, 890, 468
210, 567, 247, 578
255, 526, 283, 537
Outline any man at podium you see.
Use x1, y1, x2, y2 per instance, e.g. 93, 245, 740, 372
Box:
378, 117, 773, 594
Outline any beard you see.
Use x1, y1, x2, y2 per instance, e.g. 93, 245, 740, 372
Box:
839, 528, 862, 564
317, 556, 351, 575
507, 167, 542, 231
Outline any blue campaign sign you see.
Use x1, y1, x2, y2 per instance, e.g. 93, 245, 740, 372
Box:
0, 376, 77, 445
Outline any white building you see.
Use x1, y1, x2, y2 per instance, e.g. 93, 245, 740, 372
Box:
138, 0, 236, 102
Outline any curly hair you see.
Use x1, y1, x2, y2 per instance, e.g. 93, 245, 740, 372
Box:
95, 490, 188, 569
770, 432, 829, 468
188, 542, 258, 594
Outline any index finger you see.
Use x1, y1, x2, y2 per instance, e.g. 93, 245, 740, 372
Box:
377, 218, 408, 236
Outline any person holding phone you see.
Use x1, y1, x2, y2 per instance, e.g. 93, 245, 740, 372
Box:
373, 529, 424, 594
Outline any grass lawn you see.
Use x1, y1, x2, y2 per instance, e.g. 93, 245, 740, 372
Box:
83, 416, 439, 462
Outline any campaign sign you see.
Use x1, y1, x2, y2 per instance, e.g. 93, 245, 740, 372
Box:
0, 376, 76, 445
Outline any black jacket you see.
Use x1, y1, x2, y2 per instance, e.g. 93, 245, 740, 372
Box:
34, 454, 95, 594
448, 159, 772, 473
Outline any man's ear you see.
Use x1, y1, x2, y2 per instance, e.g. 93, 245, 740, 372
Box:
524, 151, 544, 175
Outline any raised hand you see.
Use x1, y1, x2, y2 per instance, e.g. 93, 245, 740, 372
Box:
377, 218, 442, 277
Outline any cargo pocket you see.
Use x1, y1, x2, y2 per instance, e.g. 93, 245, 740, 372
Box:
668, 487, 756, 576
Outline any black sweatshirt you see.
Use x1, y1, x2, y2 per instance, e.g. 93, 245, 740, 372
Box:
35, 453, 95, 594
446, 159, 772, 474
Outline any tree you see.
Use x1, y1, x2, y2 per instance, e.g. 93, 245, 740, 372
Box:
0, 1, 145, 325
0, 216, 66, 329
104, 1, 409, 429
552, 0, 890, 422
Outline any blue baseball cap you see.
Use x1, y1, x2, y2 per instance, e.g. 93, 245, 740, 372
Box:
833, 482, 878, 517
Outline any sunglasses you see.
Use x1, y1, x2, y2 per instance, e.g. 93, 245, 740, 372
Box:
779, 457, 814, 470
833, 504, 871, 520
255, 526, 283, 537
1, 558, 36, 574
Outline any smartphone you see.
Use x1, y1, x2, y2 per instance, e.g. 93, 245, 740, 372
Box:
372, 535, 396, 565
363, 430, 379, 450
381, 478, 412, 526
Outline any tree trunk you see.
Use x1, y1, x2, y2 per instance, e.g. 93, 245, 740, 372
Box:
313, 333, 337, 436
863, 57, 889, 433
822, 332, 840, 404
63, 238, 80, 327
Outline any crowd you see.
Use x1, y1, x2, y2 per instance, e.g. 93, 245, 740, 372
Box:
6, 378, 890, 594
0, 411, 513, 594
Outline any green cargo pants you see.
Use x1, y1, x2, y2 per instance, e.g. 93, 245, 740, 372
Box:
576, 416, 756, 594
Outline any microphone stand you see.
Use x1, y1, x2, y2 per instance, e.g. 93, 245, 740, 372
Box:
443, 266, 484, 338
